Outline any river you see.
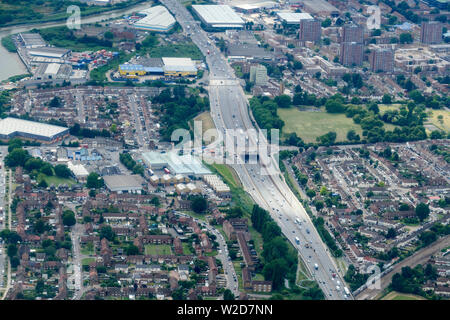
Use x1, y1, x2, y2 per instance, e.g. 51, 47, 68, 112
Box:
0, 0, 153, 82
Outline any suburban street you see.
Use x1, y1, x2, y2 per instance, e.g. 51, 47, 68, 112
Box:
161, 0, 349, 299
176, 213, 240, 297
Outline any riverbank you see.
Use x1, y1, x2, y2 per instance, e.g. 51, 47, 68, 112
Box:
0, 0, 147, 29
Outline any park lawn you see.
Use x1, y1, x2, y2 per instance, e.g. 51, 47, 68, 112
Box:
278, 108, 364, 143
82, 258, 96, 266
81, 242, 94, 256
382, 291, 426, 300
182, 243, 192, 255
426, 109, 450, 133
43, 175, 76, 186
144, 244, 172, 255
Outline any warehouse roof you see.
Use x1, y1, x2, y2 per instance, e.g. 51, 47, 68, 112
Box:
28, 47, 71, 58
162, 57, 197, 73
134, 5, 176, 31
276, 11, 313, 23
103, 174, 144, 191
0, 117, 69, 139
192, 5, 244, 25
142, 151, 211, 175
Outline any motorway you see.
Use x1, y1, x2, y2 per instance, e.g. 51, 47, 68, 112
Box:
161, 0, 349, 299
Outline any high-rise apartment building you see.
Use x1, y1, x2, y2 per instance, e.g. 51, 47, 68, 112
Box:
369, 48, 394, 72
340, 42, 364, 66
299, 19, 322, 42
421, 21, 443, 44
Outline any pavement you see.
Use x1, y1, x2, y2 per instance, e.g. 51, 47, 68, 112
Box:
160, 0, 350, 300
356, 235, 450, 300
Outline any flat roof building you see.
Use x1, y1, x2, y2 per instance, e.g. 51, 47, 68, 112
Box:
162, 57, 197, 77
0, 117, 69, 143
18, 33, 46, 48
276, 11, 313, 24
28, 47, 71, 59
298, 0, 339, 17
134, 5, 176, 32
103, 174, 145, 194
421, 21, 443, 44
142, 151, 211, 176
192, 5, 245, 29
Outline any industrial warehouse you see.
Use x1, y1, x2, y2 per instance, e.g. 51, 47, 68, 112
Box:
192, 5, 245, 29
118, 57, 198, 79
0, 117, 69, 143
133, 5, 176, 32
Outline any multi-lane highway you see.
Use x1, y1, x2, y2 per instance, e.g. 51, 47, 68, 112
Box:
160, 0, 350, 299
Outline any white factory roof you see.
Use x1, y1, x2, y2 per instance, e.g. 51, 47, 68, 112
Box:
142, 151, 211, 175
134, 5, 176, 31
162, 57, 197, 72
276, 11, 313, 23
67, 161, 89, 178
232, 1, 277, 11
0, 117, 68, 139
45, 63, 61, 75
192, 5, 244, 25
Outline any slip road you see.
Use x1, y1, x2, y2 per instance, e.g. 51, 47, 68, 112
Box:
177, 304, 273, 317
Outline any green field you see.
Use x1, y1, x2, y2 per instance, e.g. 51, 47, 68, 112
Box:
144, 244, 172, 255
382, 291, 426, 300
43, 175, 76, 187
278, 108, 364, 143
149, 43, 203, 60
82, 258, 96, 266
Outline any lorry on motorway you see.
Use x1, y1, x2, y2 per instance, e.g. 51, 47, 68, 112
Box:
344, 287, 350, 296
295, 237, 300, 244
314, 263, 319, 270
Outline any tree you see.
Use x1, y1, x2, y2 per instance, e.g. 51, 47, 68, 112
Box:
223, 289, 235, 300
415, 203, 430, 221
54, 164, 71, 178
399, 33, 413, 44
325, 99, 345, 113
382, 94, 392, 104
38, 179, 48, 189
190, 196, 207, 214
126, 244, 140, 255
49, 96, 62, 108
104, 31, 114, 40
40, 163, 53, 176
62, 210, 76, 227
321, 18, 332, 28
7, 243, 17, 258
386, 228, 397, 239
5, 148, 30, 168
86, 172, 104, 189
274, 94, 291, 108
99, 225, 115, 241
